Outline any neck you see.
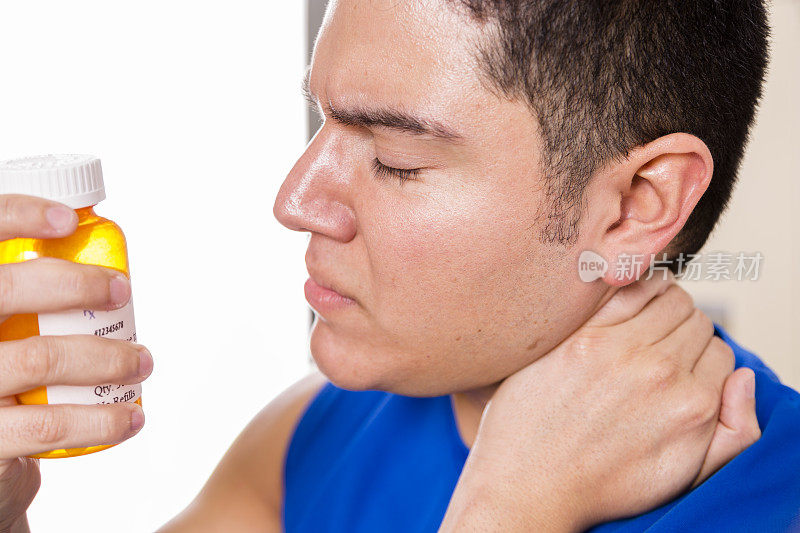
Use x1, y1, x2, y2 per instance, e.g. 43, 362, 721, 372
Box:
450, 383, 499, 449
449, 284, 623, 449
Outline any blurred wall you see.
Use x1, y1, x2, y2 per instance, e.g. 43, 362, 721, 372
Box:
685, 0, 800, 389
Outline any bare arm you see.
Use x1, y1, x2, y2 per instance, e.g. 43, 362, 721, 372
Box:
157, 371, 328, 532
8, 513, 30, 533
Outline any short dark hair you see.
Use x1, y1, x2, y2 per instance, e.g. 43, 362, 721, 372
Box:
447, 0, 770, 267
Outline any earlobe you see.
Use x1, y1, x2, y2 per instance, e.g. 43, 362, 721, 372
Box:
600, 250, 652, 287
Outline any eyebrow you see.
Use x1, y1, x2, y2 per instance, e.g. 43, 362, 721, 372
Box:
301, 68, 465, 143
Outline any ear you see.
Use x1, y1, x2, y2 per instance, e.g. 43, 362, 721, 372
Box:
596, 133, 713, 287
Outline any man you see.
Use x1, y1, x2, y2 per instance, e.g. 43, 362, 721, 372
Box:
2, 0, 798, 531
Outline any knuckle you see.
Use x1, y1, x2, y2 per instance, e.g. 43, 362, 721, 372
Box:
647, 356, 680, 389
28, 408, 68, 444
684, 389, 718, 428
0, 195, 18, 229
709, 337, 736, 374
695, 308, 714, 336
18, 336, 59, 384
731, 417, 761, 451
569, 333, 598, 359
748, 423, 763, 443
716, 336, 735, 360
697, 309, 714, 335
0, 266, 17, 315
105, 340, 139, 381
669, 285, 694, 313
96, 406, 130, 443
574, 327, 619, 358
56, 266, 92, 299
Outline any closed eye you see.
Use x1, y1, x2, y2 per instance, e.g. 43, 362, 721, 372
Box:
371, 159, 421, 184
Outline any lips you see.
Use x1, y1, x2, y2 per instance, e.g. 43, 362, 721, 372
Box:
305, 265, 353, 301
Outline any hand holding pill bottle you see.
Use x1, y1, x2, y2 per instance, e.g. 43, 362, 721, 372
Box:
0, 154, 146, 459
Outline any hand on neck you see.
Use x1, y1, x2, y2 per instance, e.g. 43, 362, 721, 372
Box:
450, 282, 626, 448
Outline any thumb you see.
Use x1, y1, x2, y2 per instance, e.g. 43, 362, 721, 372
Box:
690, 367, 761, 489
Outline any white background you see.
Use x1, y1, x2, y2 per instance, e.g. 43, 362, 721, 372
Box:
0, 1, 312, 531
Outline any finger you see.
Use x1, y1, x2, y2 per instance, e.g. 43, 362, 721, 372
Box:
587, 269, 676, 327
0, 395, 18, 408
689, 367, 760, 489
691, 336, 736, 398
654, 307, 715, 372
626, 284, 696, 345
0, 335, 153, 397
0, 195, 78, 242
0, 257, 131, 316
0, 402, 144, 459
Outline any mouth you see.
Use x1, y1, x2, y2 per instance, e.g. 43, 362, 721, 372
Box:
305, 264, 353, 298
304, 275, 357, 313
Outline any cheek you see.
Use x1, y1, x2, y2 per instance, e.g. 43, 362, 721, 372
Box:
361, 181, 539, 340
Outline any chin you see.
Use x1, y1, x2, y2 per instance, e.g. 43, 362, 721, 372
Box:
309, 348, 457, 398
307, 318, 496, 397
311, 352, 380, 392
308, 326, 439, 395
308, 323, 386, 392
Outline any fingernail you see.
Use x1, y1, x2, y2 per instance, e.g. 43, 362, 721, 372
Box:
138, 348, 153, 378
45, 205, 76, 232
746, 372, 756, 398
109, 274, 131, 307
130, 408, 145, 432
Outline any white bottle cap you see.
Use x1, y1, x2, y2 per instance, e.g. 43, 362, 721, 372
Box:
0, 154, 106, 209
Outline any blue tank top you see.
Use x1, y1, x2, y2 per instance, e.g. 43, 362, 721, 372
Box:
283, 324, 800, 532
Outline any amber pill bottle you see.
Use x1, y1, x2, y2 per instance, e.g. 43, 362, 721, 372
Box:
0, 154, 141, 459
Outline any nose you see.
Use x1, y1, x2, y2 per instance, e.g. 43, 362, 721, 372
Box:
273, 128, 357, 242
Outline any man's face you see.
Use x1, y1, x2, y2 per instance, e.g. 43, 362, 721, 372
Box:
274, 0, 609, 396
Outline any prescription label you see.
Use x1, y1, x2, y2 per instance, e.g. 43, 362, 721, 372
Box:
37, 299, 140, 405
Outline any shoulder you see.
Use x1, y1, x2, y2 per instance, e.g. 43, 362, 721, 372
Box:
714, 322, 800, 424
702, 324, 800, 525
714, 322, 781, 383
227, 370, 331, 513
158, 371, 329, 532
283, 380, 397, 479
